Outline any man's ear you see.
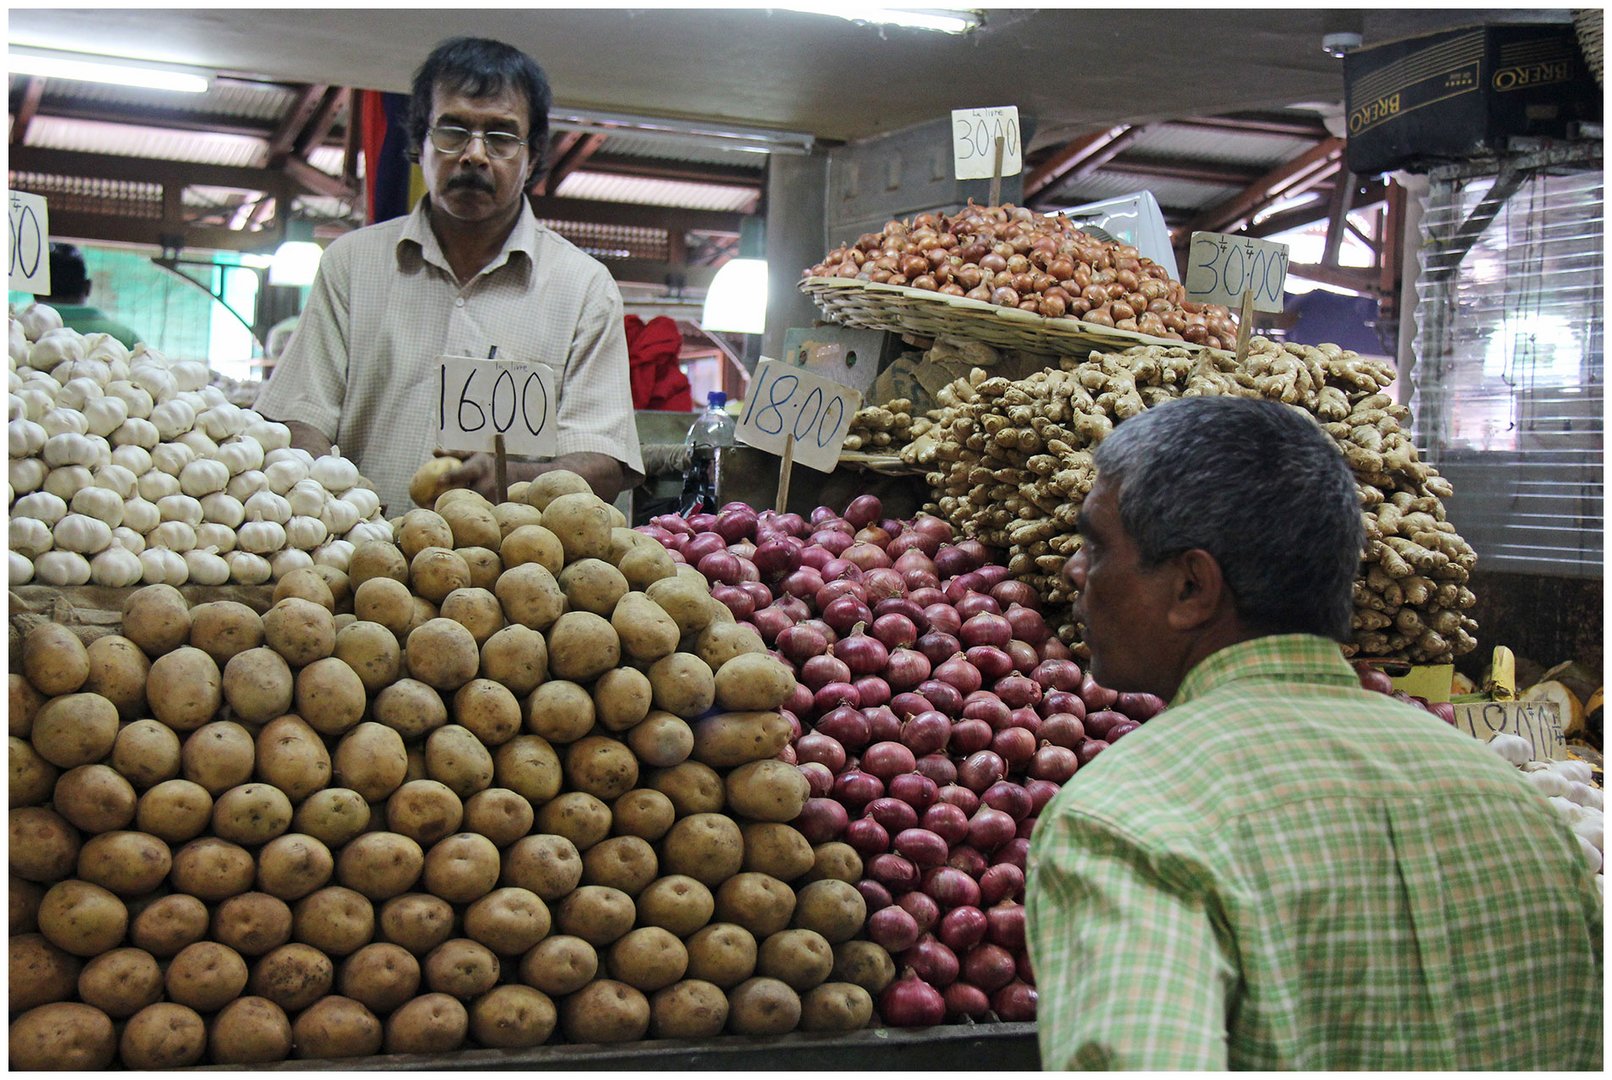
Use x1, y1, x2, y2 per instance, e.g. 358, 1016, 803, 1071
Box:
1165, 548, 1227, 631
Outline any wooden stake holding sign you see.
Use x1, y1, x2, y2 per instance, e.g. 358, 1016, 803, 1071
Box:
1182, 231, 1291, 361
774, 434, 795, 513
1235, 288, 1256, 363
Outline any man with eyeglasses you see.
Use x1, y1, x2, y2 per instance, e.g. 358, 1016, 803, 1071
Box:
257, 37, 643, 513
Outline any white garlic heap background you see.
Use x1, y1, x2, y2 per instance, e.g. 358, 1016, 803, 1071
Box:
9, 304, 390, 589
1485, 732, 1604, 896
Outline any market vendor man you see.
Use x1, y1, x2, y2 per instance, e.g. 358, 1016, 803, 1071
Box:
1026, 397, 1602, 1071
256, 37, 643, 514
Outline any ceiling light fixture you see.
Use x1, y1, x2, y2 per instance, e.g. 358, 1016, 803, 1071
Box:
549, 108, 814, 156
7, 45, 211, 93
702, 216, 769, 335
779, 6, 984, 35
268, 220, 322, 287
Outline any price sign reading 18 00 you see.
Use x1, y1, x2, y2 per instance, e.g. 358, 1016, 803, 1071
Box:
952, 106, 1022, 180
1184, 231, 1290, 314
737, 358, 862, 473
435, 355, 556, 458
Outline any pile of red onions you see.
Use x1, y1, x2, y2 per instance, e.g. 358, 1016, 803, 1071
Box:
639, 494, 1168, 1028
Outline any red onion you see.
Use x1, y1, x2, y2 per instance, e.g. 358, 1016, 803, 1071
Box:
820, 558, 865, 584
870, 853, 920, 892
1028, 744, 1078, 783
781, 566, 826, 600
994, 838, 1030, 871
823, 596, 873, 636
938, 905, 989, 953
784, 701, 808, 732
795, 732, 847, 771
962, 944, 1016, 992
1080, 673, 1119, 711
843, 543, 891, 571
932, 544, 977, 580
814, 682, 861, 715
947, 845, 989, 879
855, 525, 891, 547
815, 578, 865, 610
874, 595, 925, 625
991, 980, 1037, 1021
862, 742, 917, 783
1008, 707, 1041, 737
991, 579, 1039, 610
959, 612, 1011, 649
1039, 637, 1074, 662
893, 549, 936, 577
954, 593, 1002, 621
1004, 639, 1040, 674
994, 674, 1041, 710
982, 781, 1031, 821
1031, 659, 1083, 692
889, 691, 934, 719
777, 624, 829, 665
853, 676, 890, 709
934, 655, 983, 696
921, 604, 962, 637
832, 769, 883, 810
1016, 951, 1034, 985
697, 551, 744, 585
1082, 709, 1128, 740
861, 568, 905, 603
900, 937, 959, 988
991, 728, 1036, 771
962, 694, 1012, 730
844, 494, 883, 529
752, 537, 801, 580
917, 680, 963, 717
834, 624, 889, 676
973, 565, 1012, 589
886, 649, 932, 694
750, 602, 796, 645
921, 801, 969, 846
683, 532, 727, 564
893, 827, 948, 868
1040, 689, 1085, 721
1107, 720, 1140, 741
868, 905, 921, 952
936, 783, 980, 817
1014, 816, 1036, 840
958, 751, 1006, 794
898, 710, 951, 758
966, 646, 1013, 681
687, 513, 717, 532
916, 631, 961, 667
923, 866, 982, 910
909, 515, 953, 543
896, 891, 940, 935
908, 587, 946, 609
801, 651, 851, 689
967, 807, 1016, 852
715, 508, 757, 542
872, 613, 918, 651
799, 761, 834, 797
798, 546, 833, 571
844, 816, 891, 857
809, 505, 838, 525
866, 797, 919, 834
1075, 738, 1109, 766
810, 531, 853, 556
795, 798, 848, 843
709, 583, 755, 619
1114, 692, 1167, 722
948, 718, 993, 756
1024, 780, 1060, 815
942, 980, 992, 1020
880, 968, 946, 1028
1004, 606, 1049, 648
651, 514, 693, 537
954, 538, 991, 564
864, 706, 901, 744
817, 706, 870, 750
637, 525, 676, 546
887, 771, 938, 812
887, 531, 934, 558
985, 902, 1026, 950
978, 863, 1025, 907
903, 568, 940, 592
855, 878, 893, 912
914, 753, 956, 786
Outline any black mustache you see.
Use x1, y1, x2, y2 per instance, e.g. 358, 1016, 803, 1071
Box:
447, 173, 495, 193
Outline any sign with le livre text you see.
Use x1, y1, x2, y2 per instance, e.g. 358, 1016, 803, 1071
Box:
952, 107, 1022, 180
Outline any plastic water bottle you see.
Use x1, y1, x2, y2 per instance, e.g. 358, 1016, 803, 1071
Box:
679, 391, 735, 516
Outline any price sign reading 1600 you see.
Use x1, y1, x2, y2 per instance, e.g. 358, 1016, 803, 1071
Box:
435, 355, 556, 458
736, 358, 861, 474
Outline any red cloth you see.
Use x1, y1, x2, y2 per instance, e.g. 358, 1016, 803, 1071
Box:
625, 315, 693, 411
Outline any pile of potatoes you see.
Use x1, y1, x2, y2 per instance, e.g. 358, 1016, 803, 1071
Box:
8, 471, 894, 1069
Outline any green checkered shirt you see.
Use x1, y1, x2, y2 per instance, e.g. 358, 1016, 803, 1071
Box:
1026, 634, 1603, 1070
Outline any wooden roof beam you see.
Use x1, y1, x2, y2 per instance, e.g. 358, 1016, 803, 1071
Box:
10, 78, 45, 144
1183, 136, 1345, 237
1098, 155, 1265, 187
1025, 124, 1137, 200
1167, 112, 1330, 140
295, 87, 348, 157
266, 83, 330, 167
545, 132, 607, 193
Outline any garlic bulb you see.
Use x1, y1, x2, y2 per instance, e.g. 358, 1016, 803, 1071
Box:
171, 361, 211, 393
92, 463, 138, 499
287, 478, 328, 517
215, 437, 263, 476
339, 486, 382, 520
198, 404, 247, 440
313, 539, 355, 572
320, 497, 362, 537
41, 408, 90, 438
150, 399, 196, 440
121, 497, 161, 534
286, 515, 329, 551
43, 465, 93, 501
270, 547, 313, 580
9, 394, 26, 422
54, 361, 111, 390
56, 376, 105, 411
197, 385, 229, 409
199, 492, 246, 529
243, 490, 292, 525
43, 431, 104, 469
111, 417, 160, 449
82, 395, 129, 438
70, 486, 125, 528
9, 550, 34, 585
226, 469, 269, 501
35, 550, 91, 586
139, 547, 188, 586
9, 418, 46, 458
90, 546, 144, 587
82, 333, 130, 367
136, 469, 181, 503
147, 521, 198, 553
264, 457, 310, 495
13, 490, 68, 526
224, 550, 272, 585
16, 386, 53, 421
29, 327, 84, 370
157, 494, 204, 527
246, 419, 292, 452
238, 520, 287, 555
179, 458, 229, 498
105, 381, 154, 420
110, 526, 145, 555
264, 447, 315, 470
10, 457, 47, 496
130, 363, 177, 404
174, 430, 218, 459
195, 522, 238, 554
183, 548, 231, 586
151, 442, 195, 477
345, 520, 394, 544
310, 455, 360, 492
10, 516, 54, 558
53, 513, 113, 555
18, 303, 64, 341
9, 319, 29, 364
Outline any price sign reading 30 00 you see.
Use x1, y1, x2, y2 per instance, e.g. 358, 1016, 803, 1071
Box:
951, 106, 1022, 181
737, 358, 862, 473
1183, 231, 1290, 314
435, 355, 557, 458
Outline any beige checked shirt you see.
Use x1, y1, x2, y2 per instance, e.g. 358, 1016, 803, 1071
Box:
256, 198, 644, 515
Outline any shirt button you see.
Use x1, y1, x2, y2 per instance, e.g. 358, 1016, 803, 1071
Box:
454, 297, 466, 308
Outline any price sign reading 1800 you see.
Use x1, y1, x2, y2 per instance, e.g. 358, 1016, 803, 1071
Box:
435, 355, 556, 458
952, 106, 1022, 180
737, 358, 862, 473
1184, 231, 1290, 314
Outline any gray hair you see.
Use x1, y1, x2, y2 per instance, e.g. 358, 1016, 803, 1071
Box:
1093, 396, 1364, 641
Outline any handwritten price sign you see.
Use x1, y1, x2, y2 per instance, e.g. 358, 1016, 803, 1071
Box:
9, 192, 50, 294
435, 355, 557, 458
1184, 231, 1290, 314
737, 358, 861, 473
952, 106, 1022, 180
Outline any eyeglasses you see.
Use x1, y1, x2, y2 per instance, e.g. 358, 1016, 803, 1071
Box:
427, 124, 527, 160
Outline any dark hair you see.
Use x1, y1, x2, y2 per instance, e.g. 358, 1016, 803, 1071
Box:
1093, 396, 1365, 641
47, 243, 90, 303
406, 36, 552, 182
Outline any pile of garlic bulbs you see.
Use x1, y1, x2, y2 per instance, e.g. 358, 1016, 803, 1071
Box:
9, 304, 389, 588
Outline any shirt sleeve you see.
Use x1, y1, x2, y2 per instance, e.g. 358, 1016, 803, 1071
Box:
554, 268, 645, 480
253, 239, 351, 443
1027, 806, 1237, 1071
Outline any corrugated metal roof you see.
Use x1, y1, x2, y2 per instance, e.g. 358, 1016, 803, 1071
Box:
1132, 126, 1313, 169
25, 115, 269, 167
556, 170, 759, 212
29, 76, 298, 121
600, 133, 768, 170
306, 145, 346, 176
1053, 171, 1241, 214
8, 170, 162, 218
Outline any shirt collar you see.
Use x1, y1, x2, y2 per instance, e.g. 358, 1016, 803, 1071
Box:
395, 196, 541, 278
1171, 633, 1360, 707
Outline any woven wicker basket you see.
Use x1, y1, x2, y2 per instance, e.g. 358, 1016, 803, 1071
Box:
1575, 8, 1603, 85
799, 276, 1207, 361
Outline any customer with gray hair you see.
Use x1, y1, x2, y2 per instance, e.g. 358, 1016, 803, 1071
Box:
1025, 396, 1601, 1070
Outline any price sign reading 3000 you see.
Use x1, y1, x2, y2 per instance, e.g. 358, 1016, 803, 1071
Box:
435, 355, 557, 458
1183, 231, 1290, 314
737, 358, 862, 473
951, 106, 1022, 181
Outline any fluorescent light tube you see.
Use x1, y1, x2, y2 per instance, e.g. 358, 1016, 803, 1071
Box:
778, 6, 983, 34
8, 47, 211, 93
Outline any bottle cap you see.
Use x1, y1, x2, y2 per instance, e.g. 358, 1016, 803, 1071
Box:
707, 391, 727, 408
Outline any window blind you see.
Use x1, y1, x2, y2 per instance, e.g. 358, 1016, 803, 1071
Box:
1411, 145, 1603, 578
